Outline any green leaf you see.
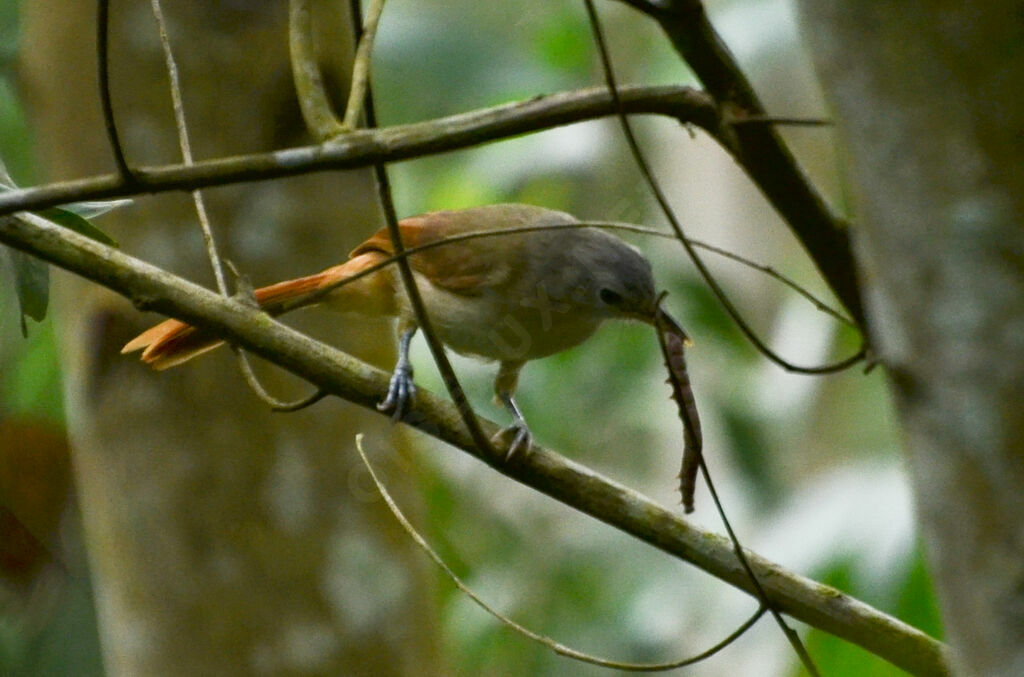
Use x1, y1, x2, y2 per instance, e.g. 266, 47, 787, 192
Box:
63, 198, 132, 220
0, 165, 123, 335
8, 247, 49, 336
41, 207, 118, 247
0, 159, 123, 246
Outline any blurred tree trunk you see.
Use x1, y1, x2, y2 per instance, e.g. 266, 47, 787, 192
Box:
797, 4, 1024, 675
20, 2, 442, 675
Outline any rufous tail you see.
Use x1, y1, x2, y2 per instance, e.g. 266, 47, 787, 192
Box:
121, 253, 393, 370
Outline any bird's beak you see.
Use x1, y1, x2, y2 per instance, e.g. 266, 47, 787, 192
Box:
652, 293, 692, 346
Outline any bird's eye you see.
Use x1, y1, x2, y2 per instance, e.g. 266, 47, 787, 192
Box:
600, 288, 624, 306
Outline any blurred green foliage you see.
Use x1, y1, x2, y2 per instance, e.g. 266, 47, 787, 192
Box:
799, 545, 943, 677
0, 0, 941, 675
2, 318, 62, 422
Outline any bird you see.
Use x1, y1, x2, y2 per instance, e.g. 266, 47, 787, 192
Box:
122, 203, 690, 457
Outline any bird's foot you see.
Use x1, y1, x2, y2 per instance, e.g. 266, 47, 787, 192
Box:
377, 364, 416, 421
493, 420, 534, 461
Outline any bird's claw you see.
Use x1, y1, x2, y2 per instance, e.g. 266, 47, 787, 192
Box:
493, 421, 533, 461
378, 365, 416, 421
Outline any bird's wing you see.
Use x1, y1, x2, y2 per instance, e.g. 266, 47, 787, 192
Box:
351, 211, 516, 295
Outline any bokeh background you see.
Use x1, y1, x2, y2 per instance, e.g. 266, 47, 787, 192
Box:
0, 0, 941, 675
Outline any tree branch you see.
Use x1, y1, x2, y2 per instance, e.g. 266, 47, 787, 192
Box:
289, 0, 347, 139
341, 0, 385, 130
610, 0, 866, 328
0, 85, 718, 216
0, 211, 950, 676
96, 0, 133, 180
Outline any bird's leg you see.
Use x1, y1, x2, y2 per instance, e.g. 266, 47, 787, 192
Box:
378, 325, 417, 421
496, 392, 533, 460
492, 361, 532, 459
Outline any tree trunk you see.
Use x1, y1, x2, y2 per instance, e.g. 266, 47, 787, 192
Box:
796, 4, 1024, 675
20, 2, 441, 674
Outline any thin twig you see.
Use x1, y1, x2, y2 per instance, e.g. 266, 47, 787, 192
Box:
610, 0, 865, 328
582, 0, 863, 376
96, 0, 133, 179
149, 0, 227, 297
729, 115, 830, 127
341, 0, 385, 129
698, 446, 822, 675
288, 221, 856, 331
233, 350, 329, 412
583, 1, 820, 673
348, 0, 499, 459
272, 389, 330, 412
684, 236, 855, 328
152, 0, 305, 410
354, 434, 767, 671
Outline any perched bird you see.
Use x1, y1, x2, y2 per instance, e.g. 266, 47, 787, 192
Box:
123, 203, 690, 457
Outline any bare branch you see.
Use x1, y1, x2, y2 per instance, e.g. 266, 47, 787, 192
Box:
289, 0, 346, 139
610, 0, 866, 328
355, 433, 765, 671
341, 0, 386, 130
149, 0, 227, 296
96, 0, 133, 180
584, 0, 862, 377
0, 85, 717, 217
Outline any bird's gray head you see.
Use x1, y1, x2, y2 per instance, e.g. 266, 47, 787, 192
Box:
579, 230, 658, 322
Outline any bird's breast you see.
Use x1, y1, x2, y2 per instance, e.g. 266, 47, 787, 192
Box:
400, 273, 602, 362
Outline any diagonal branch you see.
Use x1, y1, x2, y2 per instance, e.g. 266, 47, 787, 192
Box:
0, 211, 950, 677
610, 0, 866, 328
585, 0, 861, 380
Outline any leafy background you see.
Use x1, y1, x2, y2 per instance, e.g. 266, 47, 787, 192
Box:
0, 0, 941, 675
